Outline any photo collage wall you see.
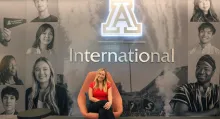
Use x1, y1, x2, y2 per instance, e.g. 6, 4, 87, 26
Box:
0, 0, 220, 117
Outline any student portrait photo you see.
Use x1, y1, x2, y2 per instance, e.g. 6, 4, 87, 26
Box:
26, 23, 55, 55
0, 28, 11, 47
0, 55, 23, 85
190, 0, 219, 22
31, 0, 58, 22
170, 55, 220, 116
0, 86, 19, 115
25, 57, 69, 115
189, 22, 220, 54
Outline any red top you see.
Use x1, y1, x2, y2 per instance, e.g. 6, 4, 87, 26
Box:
89, 81, 111, 100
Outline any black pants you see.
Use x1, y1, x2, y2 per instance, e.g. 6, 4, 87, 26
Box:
88, 100, 115, 119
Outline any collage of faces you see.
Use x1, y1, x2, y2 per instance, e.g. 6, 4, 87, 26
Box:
171, 0, 220, 116
0, 0, 220, 118
0, 0, 72, 116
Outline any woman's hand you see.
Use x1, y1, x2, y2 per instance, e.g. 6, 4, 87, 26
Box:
103, 101, 112, 110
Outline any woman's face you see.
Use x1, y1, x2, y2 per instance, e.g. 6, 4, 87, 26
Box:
8, 59, 17, 76
97, 70, 105, 82
198, 0, 210, 13
34, 61, 51, 83
40, 28, 53, 46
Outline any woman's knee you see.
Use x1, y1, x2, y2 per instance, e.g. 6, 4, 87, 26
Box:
98, 108, 106, 114
99, 107, 112, 113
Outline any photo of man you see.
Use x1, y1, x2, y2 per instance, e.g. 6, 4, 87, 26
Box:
0, 28, 11, 47
189, 22, 220, 54
1, 86, 19, 115
170, 55, 220, 116
31, 0, 58, 22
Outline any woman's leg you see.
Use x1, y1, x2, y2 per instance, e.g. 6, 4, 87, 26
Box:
106, 107, 115, 119
98, 108, 107, 119
88, 100, 115, 119
88, 100, 108, 113
98, 106, 115, 119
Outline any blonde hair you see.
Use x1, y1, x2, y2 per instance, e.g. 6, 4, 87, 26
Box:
93, 68, 109, 92
28, 57, 60, 115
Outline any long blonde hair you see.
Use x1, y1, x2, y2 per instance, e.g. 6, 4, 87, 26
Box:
93, 68, 109, 92
28, 57, 60, 115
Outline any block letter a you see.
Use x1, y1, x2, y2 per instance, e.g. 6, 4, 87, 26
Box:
101, 0, 142, 37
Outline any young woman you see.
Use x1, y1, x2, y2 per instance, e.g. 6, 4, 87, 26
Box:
0, 55, 23, 85
88, 68, 115, 119
26, 23, 55, 55
190, 0, 219, 22
25, 57, 69, 115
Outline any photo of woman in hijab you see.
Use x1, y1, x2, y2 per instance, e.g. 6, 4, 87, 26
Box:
26, 23, 55, 55
190, 0, 219, 22
0, 55, 24, 85
25, 57, 69, 115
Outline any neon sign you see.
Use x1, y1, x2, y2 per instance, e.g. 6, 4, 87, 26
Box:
101, 0, 142, 37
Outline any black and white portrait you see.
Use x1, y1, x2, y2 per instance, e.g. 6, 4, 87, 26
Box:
189, 22, 220, 55
189, 0, 219, 22
0, 86, 25, 115
0, 55, 24, 85
26, 23, 56, 55
25, 57, 71, 116
28, 0, 58, 22
170, 54, 220, 116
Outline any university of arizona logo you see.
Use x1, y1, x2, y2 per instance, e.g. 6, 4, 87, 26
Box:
101, 0, 142, 37
7, 21, 12, 25
4, 18, 26, 29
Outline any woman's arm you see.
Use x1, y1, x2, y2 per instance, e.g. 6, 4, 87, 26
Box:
107, 87, 112, 104
103, 87, 113, 110
88, 87, 100, 102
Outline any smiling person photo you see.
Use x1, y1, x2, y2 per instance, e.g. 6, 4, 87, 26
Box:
189, 22, 220, 54
26, 23, 55, 55
25, 57, 69, 115
190, 0, 219, 22
0, 55, 24, 85
31, 0, 58, 22
170, 55, 220, 116
1, 86, 19, 115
